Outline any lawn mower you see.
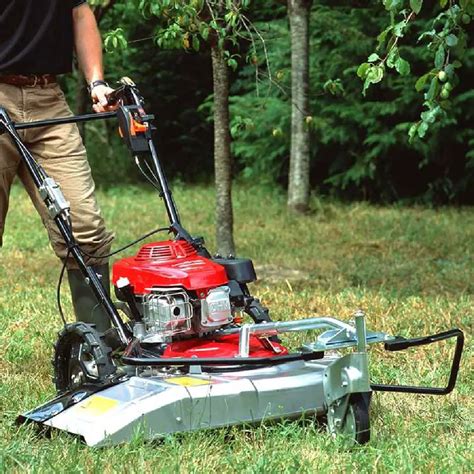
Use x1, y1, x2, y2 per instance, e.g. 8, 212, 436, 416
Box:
1, 78, 464, 447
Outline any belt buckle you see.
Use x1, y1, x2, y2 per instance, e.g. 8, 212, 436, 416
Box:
31, 75, 39, 87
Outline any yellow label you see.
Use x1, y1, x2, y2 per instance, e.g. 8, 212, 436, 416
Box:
166, 377, 211, 387
75, 395, 119, 416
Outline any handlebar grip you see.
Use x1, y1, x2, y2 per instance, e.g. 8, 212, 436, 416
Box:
105, 78, 137, 106
105, 89, 121, 106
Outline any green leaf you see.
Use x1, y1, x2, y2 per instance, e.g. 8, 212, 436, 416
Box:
415, 73, 430, 91
410, 0, 423, 14
386, 46, 399, 68
357, 63, 370, 78
324, 79, 345, 97
383, 0, 404, 11
440, 0, 448, 7
418, 121, 429, 138
368, 53, 380, 63
425, 77, 440, 101
434, 45, 445, 69
395, 57, 411, 76
408, 123, 419, 142
363, 65, 385, 95
377, 26, 393, 48
420, 106, 439, 124
418, 29, 435, 42
227, 58, 238, 71
393, 20, 406, 37
200, 26, 210, 41
368, 65, 385, 84
444, 64, 454, 78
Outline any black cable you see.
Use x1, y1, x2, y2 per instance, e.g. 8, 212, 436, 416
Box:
142, 157, 160, 185
79, 226, 171, 260
57, 249, 70, 326
135, 156, 162, 192
141, 157, 182, 224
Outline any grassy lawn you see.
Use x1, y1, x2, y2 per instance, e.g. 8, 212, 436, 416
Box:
0, 183, 472, 472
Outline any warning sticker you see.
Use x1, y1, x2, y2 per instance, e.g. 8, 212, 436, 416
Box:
166, 377, 213, 387
75, 395, 119, 416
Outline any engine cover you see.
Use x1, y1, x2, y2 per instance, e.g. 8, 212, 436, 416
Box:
112, 240, 228, 294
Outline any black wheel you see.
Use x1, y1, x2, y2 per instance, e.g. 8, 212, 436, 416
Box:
53, 322, 116, 393
328, 393, 370, 446
343, 393, 370, 445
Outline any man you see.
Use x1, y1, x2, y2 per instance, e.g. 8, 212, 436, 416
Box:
0, 0, 116, 332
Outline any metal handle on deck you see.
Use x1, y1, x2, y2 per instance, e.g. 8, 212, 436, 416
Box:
236, 318, 355, 358
371, 328, 464, 395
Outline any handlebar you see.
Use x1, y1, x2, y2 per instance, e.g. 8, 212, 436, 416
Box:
105, 77, 143, 108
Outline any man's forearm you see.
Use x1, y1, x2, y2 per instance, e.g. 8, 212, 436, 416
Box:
73, 4, 104, 84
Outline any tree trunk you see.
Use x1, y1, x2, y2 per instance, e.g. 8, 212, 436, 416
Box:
287, 0, 312, 213
211, 45, 235, 257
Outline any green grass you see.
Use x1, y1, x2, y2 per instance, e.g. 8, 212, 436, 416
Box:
0, 183, 472, 473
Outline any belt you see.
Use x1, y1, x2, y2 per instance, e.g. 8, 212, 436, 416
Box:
0, 74, 57, 87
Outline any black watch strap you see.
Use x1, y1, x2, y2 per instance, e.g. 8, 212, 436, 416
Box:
88, 80, 109, 94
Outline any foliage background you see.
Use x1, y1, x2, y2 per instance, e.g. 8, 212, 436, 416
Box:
63, 0, 474, 204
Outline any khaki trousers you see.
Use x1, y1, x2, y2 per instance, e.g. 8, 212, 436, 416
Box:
0, 83, 114, 268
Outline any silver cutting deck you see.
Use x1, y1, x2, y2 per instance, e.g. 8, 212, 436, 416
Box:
40, 359, 339, 447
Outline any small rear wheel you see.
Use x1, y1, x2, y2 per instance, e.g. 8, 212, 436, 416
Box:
53, 322, 116, 393
327, 393, 370, 446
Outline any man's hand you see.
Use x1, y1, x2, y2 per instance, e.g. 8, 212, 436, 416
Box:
73, 5, 117, 113
91, 84, 117, 113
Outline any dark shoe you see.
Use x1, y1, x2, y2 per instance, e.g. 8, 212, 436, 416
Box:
103, 326, 124, 351
67, 263, 111, 333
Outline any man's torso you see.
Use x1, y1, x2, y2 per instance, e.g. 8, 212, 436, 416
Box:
0, 0, 85, 75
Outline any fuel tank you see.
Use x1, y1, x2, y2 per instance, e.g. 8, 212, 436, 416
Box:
112, 240, 228, 294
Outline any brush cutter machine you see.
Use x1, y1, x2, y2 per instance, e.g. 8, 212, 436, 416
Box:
2, 78, 464, 447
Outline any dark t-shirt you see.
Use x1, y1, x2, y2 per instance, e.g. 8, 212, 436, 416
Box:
0, 0, 87, 75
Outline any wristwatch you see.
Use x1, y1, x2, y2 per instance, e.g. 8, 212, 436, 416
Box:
88, 80, 109, 94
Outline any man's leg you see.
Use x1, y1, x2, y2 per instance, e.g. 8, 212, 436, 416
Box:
18, 84, 114, 332
0, 84, 24, 248
0, 162, 19, 247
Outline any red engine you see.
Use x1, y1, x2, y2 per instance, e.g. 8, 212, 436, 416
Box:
113, 240, 228, 294
112, 240, 287, 358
